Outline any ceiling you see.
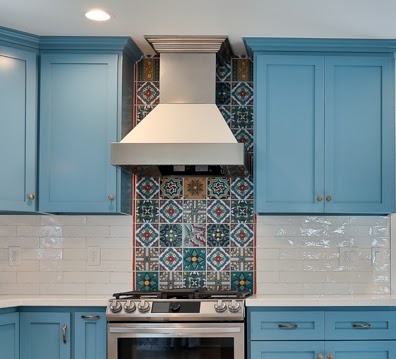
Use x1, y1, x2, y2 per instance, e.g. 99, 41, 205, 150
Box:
1, 0, 396, 55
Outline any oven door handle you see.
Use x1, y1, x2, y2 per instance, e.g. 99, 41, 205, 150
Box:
109, 327, 242, 334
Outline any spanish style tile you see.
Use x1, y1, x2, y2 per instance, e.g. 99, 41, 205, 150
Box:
231, 82, 253, 106
183, 271, 206, 288
159, 247, 183, 271
233, 128, 253, 151
207, 247, 230, 271
135, 223, 159, 247
231, 200, 254, 223
216, 56, 232, 82
230, 247, 254, 271
207, 200, 231, 224
216, 82, 231, 105
135, 248, 159, 271
136, 82, 160, 105
159, 224, 183, 247
231, 106, 253, 129
136, 178, 160, 199
231, 271, 254, 292
135, 200, 159, 223
218, 105, 231, 125
136, 105, 155, 124
159, 200, 183, 223
231, 223, 254, 247
206, 271, 231, 290
184, 178, 206, 199
159, 271, 183, 290
232, 58, 253, 82
207, 178, 230, 199
160, 178, 183, 199
137, 57, 160, 81
207, 224, 230, 247
183, 224, 206, 247
231, 177, 254, 200
183, 248, 206, 271
183, 200, 206, 223
136, 271, 159, 291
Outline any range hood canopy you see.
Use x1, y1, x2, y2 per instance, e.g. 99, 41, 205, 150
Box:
111, 35, 249, 177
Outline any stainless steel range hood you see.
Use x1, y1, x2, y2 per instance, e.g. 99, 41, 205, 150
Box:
111, 36, 249, 177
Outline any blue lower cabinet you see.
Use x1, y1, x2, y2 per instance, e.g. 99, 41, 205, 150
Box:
326, 341, 396, 358
74, 312, 106, 359
251, 341, 324, 359
0, 312, 19, 359
20, 312, 71, 359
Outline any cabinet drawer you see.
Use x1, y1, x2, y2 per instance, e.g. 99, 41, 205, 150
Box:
325, 311, 396, 340
250, 311, 324, 340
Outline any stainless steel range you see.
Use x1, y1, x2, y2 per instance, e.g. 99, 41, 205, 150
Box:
107, 288, 251, 359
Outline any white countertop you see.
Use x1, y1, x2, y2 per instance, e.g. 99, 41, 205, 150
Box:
246, 294, 396, 307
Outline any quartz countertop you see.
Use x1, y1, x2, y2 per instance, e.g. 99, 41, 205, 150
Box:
246, 294, 396, 307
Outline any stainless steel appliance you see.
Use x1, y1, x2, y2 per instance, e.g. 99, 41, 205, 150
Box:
106, 288, 250, 359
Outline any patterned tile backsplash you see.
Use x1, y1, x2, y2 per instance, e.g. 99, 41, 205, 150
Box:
133, 54, 255, 292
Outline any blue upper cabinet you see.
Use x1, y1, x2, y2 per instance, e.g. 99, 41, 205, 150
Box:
245, 38, 395, 214
39, 38, 142, 213
0, 29, 39, 211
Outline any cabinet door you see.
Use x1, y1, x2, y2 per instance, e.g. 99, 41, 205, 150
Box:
0, 46, 37, 211
74, 312, 106, 359
326, 341, 396, 358
325, 56, 394, 213
0, 312, 19, 359
251, 341, 324, 359
254, 55, 325, 213
20, 312, 70, 359
39, 53, 119, 213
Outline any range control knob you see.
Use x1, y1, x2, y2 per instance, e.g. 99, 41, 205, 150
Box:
137, 300, 150, 313
124, 300, 136, 313
214, 300, 227, 313
170, 303, 181, 312
228, 300, 241, 313
109, 300, 122, 313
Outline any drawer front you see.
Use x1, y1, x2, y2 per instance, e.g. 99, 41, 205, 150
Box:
250, 311, 325, 340
325, 311, 396, 340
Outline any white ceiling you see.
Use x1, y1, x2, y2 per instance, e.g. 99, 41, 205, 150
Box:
1, 0, 396, 55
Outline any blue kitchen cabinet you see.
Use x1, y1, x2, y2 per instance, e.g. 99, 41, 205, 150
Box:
0, 312, 19, 359
74, 312, 106, 359
251, 341, 324, 359
39, 38, 142, 213
246, 39, 395, 214
326, 341, 396, 358
20, 312, 71, 359
0, 43, 38, 211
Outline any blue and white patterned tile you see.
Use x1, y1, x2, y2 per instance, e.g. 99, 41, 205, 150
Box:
231, 177, 254, 200
216, 57, 232, 82
159, 247, 183, 271
159, 200, 183, 223
136, 177, 160, 199
231, 82, 253, 106
136, 82, 160, 105
207, 247, 230, 271
231, 200, 254, 223
135, 200, 159, 223
135, 223, 159, 247
231, 271, 254, 292
135, 248, 159, 271
218, 106, 231, 125
207, 224, 230, 247
207, 200, 231, 224
184, 178, 206, 199
231, 106, 253, 129
136, 271, 159, 291
206, 271, 231, 290
183, 224, 206, 247
160, 178, 183, 199
159, 271, 183, 290
230, 223, 254, 247
183, 248, 206, 271
230, 247, 254, 271
183, 200, 207, 223
183, 271, 207, 288
233, 128, 253, 152
159, 224, 183, 247
207, 178, 230, 199
216, 82, 231, 105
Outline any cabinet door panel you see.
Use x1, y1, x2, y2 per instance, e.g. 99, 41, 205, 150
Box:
255, 55, 325, 213
325, 56, 394, 213
326, 341, 396, 359
0, 312, 19, 359
251, 341, 324, 359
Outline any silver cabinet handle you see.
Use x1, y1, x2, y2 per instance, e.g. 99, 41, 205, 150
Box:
62, 324, 67, 344
81, 315, 101, 320
278, 323, 298, 329
352, 323, 372, 329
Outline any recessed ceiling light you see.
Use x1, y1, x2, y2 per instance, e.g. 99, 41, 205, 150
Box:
85, 9, 111, 21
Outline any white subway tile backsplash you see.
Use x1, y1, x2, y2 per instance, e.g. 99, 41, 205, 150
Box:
110, 272, 132, 284
40, 215, 87, 226
17, 272, 64, 283
39, 283, 86, 295
87, 260, 131, 272
87, 283, 131, 295
87, 216, 132, 226
0, 237, 39, 249
86, 237, 131, 249
40, 237, 87, 249
40, 260, 87, 272
101, 249, 132, 261
0, 215, 41, 226
63, 272, 109, 283
0, 226, 17, 237
0, 272, 17, 283
63, 225, 110, 238
109, 225, 132, 237
22, 249, 63, 260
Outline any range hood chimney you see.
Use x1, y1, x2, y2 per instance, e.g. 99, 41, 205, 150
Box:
111, 35, 249, 177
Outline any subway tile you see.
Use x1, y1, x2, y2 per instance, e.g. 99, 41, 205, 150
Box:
0, 283, 39, 295
40, 283, 86, 295
110, 272, 133, 284
41, 215, 87, 226
0, 226, 17, 237
0, 260, 39, 272
0, 237, 39, 248
87, 237, 131, 249
63, 225, 110, 237
16, 226, 41, 237
256, 271, 280, 283
0, 215, 41, 226
17, 272, 64, 283
256, 259, 304, 272
87, 283, 131, 295
40, 260, 87, 272
40, 237, 86, 249
280, 271, 328, 283
64, 272, 109, 283
86, 260, 131, 272
110, 225, 132, 238
256, 283, 304, 295
22, 249, 63, 260
86, 215, 133, 226
62, 249, 87, 260
0, 272, 17, 283
101, 249, 132, 261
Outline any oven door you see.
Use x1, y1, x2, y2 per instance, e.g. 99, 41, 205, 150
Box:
108, 322, 245, 359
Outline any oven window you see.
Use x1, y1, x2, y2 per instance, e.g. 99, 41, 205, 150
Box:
118, 338, 234, 358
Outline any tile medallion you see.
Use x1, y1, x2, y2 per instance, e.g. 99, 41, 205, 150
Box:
160, 178, 183, 199
159, 247, 183, 271
136, 81, 160, 105
231, 106, 253, 129
159, 200, 183, 223
135, 223, 159, 247
136, 105, 155, 124
207, 200, 231, 224
183, 271, 206, 288
231, 223, 254, 247
159, 224, 183, 247
135, 200, 159, 223
207, 178, 230, 199
159, 271, 183, 290
231, 82, 253, 106
184, 178, 206, 199
216, 82, 231, 105
183, 200, 206, 223
183, 248, 206, 271
232, 58, 253, 82
233, 128, 253, 152
230, 247, 254, 271
231, 177, 254, 200
207, 224, 230, 247
136, 271, 159, 291
183, 224, 206, 247
206, 271, 231, 290
231, 200, 254, 223
207, 247, 230, 271
231, 271, 254, 292
216, 56, 232, 82
137, 57, 160, 82
218, 105, 231, 125
136, 178, 159, 199
135, 248, 159, 271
